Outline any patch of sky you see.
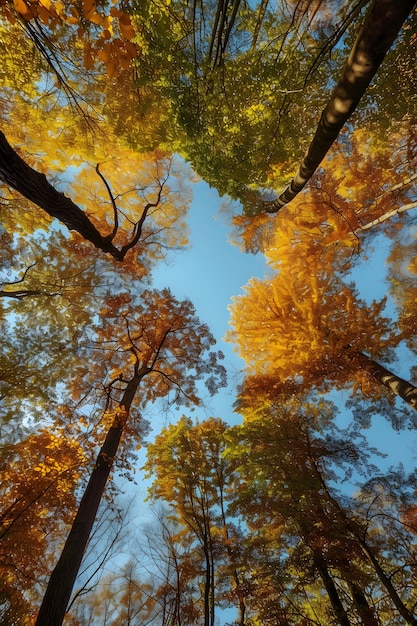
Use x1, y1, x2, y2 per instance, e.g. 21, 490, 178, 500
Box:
152, 178, 267, 423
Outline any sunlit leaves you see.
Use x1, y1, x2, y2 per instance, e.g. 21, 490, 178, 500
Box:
3, 0, 138, 77
0, 429, 85, 619
75, 289, 227, 421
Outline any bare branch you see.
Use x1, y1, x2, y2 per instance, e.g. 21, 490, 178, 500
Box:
95, 164, 119, 241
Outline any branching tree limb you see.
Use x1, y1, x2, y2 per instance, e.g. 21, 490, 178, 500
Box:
263, 0, 416, 213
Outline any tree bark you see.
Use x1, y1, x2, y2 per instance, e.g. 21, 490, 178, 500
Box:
35, 369, 147, 626
0, 131, 124, 260
263, 0, 416, 212
312, 460, 417, 625
347, 581, 379, 626
355, 351, 417, 409
313, 549, 351, 626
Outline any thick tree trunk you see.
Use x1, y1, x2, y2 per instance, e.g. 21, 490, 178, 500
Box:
0, 131, 124, 261
263, 0, 416, 212
35, 369, 146, 626
355, 351, 417, 409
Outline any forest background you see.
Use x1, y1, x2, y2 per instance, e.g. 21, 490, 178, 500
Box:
0, 0, 417, 625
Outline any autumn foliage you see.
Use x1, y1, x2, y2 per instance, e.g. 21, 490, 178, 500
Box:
0, 1, 416, 625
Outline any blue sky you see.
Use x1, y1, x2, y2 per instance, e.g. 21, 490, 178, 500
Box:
152, 179, 416, 470
152, 179, 267, 422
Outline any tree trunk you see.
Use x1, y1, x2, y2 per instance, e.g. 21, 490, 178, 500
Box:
355, 351, 417, 409
312, 460, 417, 625
313, 550, 351, 626
263, 0, 416, 212
347, 581, 379, 626
35, 370, 146, 626
203, 532, 211, 626
356, 535, 417, 625
0, 131, 124, 261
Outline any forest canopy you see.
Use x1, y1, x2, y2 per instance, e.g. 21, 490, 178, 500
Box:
0, 1, 417, 624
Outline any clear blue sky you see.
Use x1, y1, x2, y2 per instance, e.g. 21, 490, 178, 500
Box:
152, 179, 267, 422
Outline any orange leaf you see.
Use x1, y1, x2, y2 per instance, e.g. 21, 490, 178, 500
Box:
97, 43, 112, 63
89, 11, 103, 25
82, 0, 96, 20
13, 0, 36, 19
119, 19, 135, 39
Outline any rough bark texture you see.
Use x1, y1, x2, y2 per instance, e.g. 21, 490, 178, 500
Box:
0, 131, 124, 260
35, 370, 146, 626
264, 0, 416, 212
355, 351, 417, 409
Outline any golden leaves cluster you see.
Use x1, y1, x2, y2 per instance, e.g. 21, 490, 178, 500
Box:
6, 0, 138, 76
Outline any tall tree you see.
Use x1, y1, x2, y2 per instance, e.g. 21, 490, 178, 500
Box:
0, 132, 191, 262
258, 0, 416, 212
232, 121, 417, 256
35, 289, 226, 626
0, 430, 86, 623
144, 416, 246, 626
226, 242, 417, 410
227, 390, 417, 624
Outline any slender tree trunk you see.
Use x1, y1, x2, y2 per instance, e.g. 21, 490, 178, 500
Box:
312, 460, 417, 625
263, 0, 416, 212
356, 536, 417, 625
203, 532, 211, 626
347, 581, 379, 626
354, 351, 417, 409
35, 369, 147, 626
355, 201, 417, 233
218, 482, 246, 625
313, 549, 351, 626
0, 131, 124, 261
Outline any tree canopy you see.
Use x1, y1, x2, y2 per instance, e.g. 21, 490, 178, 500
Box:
0, 1, 416, 624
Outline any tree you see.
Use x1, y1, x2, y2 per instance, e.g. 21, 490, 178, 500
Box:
226, 242, 417, 411
0, 430, 86, 623
0, 131, 191, 262
227, 389, 417, 624
231, 121, 417, 256
144, 416, 247, 626
1, 0, 138, 80
71, 560, 158, 626
257, 0, 416, 212
130, 0, 373, 201
35, 289, 227, 626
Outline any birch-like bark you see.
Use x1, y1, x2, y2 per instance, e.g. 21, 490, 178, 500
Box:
355, 351, 417, 409
355, 201, 417, 233
263, 0, 416, 213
